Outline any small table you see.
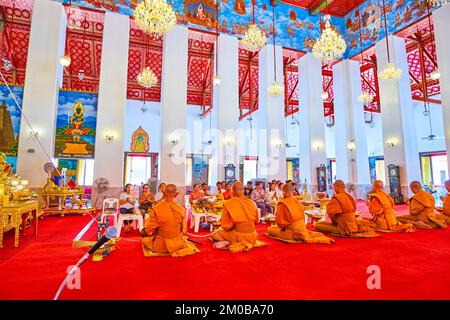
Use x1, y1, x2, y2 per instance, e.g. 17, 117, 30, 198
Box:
42, 191, 94, 217
0, 200, 39, 248
190, 210, 221, 233
305, 208, 326, 226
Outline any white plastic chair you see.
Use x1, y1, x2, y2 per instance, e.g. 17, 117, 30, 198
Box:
116, 209, 144, 237
100, 198, 119, 226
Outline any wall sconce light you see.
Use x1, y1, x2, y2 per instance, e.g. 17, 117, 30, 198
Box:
273, 140, 283, 149
60, 55, 71, 67
105, 134, 114, 142
347, 140, 356, 152
170, 136, 179, 145
224, 136, 234, 146
213, 76, 221, 86
29, 130, 39, 138
313, 142, 323, 152
386, 140, 396, 148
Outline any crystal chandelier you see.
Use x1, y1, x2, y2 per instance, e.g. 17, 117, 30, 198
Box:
379, 0, 402, 81
242, 23, 267, 52
134, 0, 177, 36
241, 2, 266, 52
428, 0, 450, 7
312, 15, 347, 62
379, 62, 402, 80
137, 67, 158, 88
268, 82, 284, 95
359, 91, 374, 105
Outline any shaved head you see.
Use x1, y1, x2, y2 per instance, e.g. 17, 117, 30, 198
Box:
232, 181, 243, 197
445, 179, 450, 190
373, 180, 384, 192
282, 183, 294, 198
410, 181, 422, 194
164, 184, 178, 200
333, 180, 346, 194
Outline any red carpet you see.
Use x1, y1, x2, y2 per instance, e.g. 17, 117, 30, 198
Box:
1, 204, 450, 300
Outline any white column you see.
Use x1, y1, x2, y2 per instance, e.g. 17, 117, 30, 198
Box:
93, 12, 129, 202
376, 35, 421, 197
16, 0, 66, 188
298, 54, 326, 191
333, 59, 371, 198
212, 34, 240, 183
433, 5, 450, 175
159, 25, 189, 192
257, 44, 286, 181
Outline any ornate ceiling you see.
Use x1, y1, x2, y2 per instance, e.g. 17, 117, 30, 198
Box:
282, 0, 367, 17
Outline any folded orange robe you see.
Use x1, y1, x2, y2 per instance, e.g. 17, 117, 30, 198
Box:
142, 200, 199, 257
315, 192, 378, 238
212, 196, 265, 253
267, 197, 334, 244
398, 190, 447, 229
436, 194, 450, 224
360, 191, 415, 233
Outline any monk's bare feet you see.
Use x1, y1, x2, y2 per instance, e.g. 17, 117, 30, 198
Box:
213, 241, 229, 249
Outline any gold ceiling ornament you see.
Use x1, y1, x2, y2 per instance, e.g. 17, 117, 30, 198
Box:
428, 0, 450, 7
358, 91, 374, 105
137, 67, 158, 88
378, 62, 402, 81
134, 0, 177, 36
268, 82, 284, 95
241, 23, 267, 52
312, 15, 347, 62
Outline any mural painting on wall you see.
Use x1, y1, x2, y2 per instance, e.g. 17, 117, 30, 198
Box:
54, 90, 98, 159
292, 158, 300, 184
192, 156, 208, 185
130, 126, 149, 153
345, 0, 428, 58
0, 85, 23, 173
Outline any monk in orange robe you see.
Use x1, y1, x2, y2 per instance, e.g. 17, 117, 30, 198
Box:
359, 180, 415, 233
436, 180, 450, 224
211, 181, 266, 253
141, 184, 199, 257
266, 184, 334, 244
397, 181, 447, 229
314, 180, 379, 238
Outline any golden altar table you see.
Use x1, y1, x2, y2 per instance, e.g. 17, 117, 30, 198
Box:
42, 189, 94, 217
0, 200, 40, 248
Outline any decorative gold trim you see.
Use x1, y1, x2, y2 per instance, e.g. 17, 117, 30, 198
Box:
58, 87, 98, 95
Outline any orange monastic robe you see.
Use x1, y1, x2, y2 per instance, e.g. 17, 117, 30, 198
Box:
212, 196, 265, 253
436, 194, 450, 224
267, 197, 334, 244
360, 192, 415, 233
398, 190, 447, 229
142, 200, 199, 257
315, 192, 379, 238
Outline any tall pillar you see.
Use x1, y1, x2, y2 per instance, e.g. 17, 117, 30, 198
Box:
212, 34, 240, 183
257, 44, 286, 181
332, 59, 371, 198
376, 35, 421, 197
93, 12, 129, 203
159, 25, 189, 195
298, 54, 326, 191
433, 5, 450, 175
16, 0, 66, 188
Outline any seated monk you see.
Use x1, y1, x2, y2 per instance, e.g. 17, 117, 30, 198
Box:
266, 184, 334, 244
211, 181, 266, 253
436, 179, 450, 224
359, 180, 415, 233
397, 181, 447, 229
141, 184, 199, 257
314, 180, 379, 238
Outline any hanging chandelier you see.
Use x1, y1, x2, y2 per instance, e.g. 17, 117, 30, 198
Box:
134, 0, 177, 36
428, 0, 449, 7
379, 0, 402, 81
312, 15, 346, 62
241, 2, 267, 52
358, 91, 374, 105
267, 3, 283, 96
137, 67, 158, 88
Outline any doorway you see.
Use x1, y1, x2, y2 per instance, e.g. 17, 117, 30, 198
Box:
124, 152, 158, 186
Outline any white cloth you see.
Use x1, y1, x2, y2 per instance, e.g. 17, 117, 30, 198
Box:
119, 192, 135, 209
154, 192, 164, 201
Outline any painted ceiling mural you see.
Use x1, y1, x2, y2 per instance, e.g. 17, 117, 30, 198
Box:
54, 0, 433, 59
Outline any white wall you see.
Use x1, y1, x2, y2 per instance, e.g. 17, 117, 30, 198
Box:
238, 114, 259, 157
324, 123, 336, 159
412, 101, 446, 153
285, 116, 300, 158
124, 100, 161, 153
365, 113, 384, 157
186, 106, 216, 156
